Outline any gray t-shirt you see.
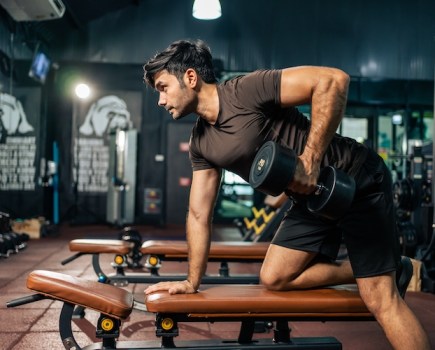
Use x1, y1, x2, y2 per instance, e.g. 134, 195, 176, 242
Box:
189, 69, 368, 182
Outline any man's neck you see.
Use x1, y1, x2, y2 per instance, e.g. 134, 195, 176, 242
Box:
196, 83, 219, 125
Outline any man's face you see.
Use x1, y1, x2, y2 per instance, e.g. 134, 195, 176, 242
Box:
154, 70, 195, 120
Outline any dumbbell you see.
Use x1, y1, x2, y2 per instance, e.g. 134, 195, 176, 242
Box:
249, 141, 356, 220
0, 235, 7, 258
0, 233, 15, 257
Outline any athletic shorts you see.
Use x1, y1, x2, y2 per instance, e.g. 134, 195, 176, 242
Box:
271, 151, 401, 278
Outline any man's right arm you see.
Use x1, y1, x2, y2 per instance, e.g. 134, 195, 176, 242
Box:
185, 167, 221, 290
144, 167, 221, 295
279, 66, 350, 194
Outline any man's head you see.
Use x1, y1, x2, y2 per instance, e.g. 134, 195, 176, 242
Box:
143, 40, 218, 120
143, 39, 217, 88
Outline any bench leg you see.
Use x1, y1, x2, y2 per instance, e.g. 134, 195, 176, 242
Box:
238, 320, 255, 343
96, 314, 121, 349
92, 254, 107, 280
156, 314, 178, 348
274, 320, 291, 343
59, 302, 82, 350
72, 305, 86, 319
219, 262, 230, 277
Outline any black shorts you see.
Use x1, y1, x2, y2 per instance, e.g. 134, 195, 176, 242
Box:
271, 151, 401, 278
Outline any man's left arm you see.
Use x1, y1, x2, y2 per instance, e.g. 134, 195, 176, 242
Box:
279, 66, 350, 194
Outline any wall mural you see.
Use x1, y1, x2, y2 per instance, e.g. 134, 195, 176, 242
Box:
72, 91, 141, 194
0, 91, 39, 191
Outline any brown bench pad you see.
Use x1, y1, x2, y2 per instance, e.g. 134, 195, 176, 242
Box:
146, 285, 371, 319
27, 270, 133, 320
26, 270, 369, 323
68, 239, 269, 260
141, 240, 269, 260
69, 239, 134, 254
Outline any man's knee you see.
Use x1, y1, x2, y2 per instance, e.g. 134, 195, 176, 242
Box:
259, 244, 315, 290
361, 291, 387, 315
357, 275, 398, 316
260, 266, 299, 291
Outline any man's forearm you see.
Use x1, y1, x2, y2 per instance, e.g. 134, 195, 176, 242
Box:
185, 213, 211, 290
303, 69, 349, 163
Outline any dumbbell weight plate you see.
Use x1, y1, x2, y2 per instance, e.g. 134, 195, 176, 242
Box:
307, 166, 355, 220
249, 141, 297, 197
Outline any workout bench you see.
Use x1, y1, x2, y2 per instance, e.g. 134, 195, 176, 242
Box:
7, 270, 373, 349
62, 239, 268, 285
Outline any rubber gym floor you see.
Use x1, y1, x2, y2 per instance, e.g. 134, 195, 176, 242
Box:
1, 223, 434, 350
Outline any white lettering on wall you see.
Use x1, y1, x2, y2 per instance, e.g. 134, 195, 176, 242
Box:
73, 137, 109, 193
0, 136, 36, 190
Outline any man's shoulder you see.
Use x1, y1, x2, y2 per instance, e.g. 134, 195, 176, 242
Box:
220, 69, 281, 85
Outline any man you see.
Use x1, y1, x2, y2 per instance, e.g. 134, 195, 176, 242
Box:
143, 39, 430, 349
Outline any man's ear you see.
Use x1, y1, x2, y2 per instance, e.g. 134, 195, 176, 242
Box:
184, 68, 198, 88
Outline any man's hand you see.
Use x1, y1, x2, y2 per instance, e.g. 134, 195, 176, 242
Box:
287, 156, 320, 195
144, 280, 197, 295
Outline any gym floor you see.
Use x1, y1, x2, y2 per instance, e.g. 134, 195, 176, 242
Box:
1, 223, 434, 350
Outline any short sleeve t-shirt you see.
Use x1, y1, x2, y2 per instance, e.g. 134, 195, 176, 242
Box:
189, 69, 368, 182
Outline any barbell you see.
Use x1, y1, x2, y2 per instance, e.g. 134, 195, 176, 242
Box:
249, 141, 356, 220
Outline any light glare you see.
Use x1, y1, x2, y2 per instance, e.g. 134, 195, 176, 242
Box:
75, 83, 91, 99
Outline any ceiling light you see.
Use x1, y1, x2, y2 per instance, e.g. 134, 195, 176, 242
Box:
192, 0, 221, 20
74, 83, 91, 99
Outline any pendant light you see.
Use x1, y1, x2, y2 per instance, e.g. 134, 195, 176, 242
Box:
192, 0, 222, 20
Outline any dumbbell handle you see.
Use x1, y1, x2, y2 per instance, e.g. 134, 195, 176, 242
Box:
314, 183, 327, 196
286, 183, 327, 198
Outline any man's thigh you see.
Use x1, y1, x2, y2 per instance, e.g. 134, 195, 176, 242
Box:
261, 244, 317, 281
271, 203, 342, 260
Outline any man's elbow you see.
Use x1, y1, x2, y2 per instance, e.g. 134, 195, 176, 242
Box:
331, 68, 350, 91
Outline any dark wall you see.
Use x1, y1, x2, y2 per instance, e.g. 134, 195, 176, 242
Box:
51, 0, 435, 80
47, 62, 168, 224
46, 61, 207, 226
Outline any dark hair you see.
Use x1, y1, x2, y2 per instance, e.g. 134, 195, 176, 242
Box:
143, 39, 218, 87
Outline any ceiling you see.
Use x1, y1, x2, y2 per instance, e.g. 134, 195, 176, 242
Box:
60, 0, 138, 30
0, 0, 139, 52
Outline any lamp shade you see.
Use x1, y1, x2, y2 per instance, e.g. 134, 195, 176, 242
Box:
192, 0, 221, 20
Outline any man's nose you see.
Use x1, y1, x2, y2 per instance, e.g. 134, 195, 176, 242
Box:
158, 94, 166, 107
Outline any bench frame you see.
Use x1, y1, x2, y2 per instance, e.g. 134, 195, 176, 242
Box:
9, 293, 351, 350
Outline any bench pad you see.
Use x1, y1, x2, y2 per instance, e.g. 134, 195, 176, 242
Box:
69, 239, 134, 254
146, 285, 371, 318
68, 239, 269, 260
27, 270, 133, 319
141, 240, 269, 260
26, 270, 370, 322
